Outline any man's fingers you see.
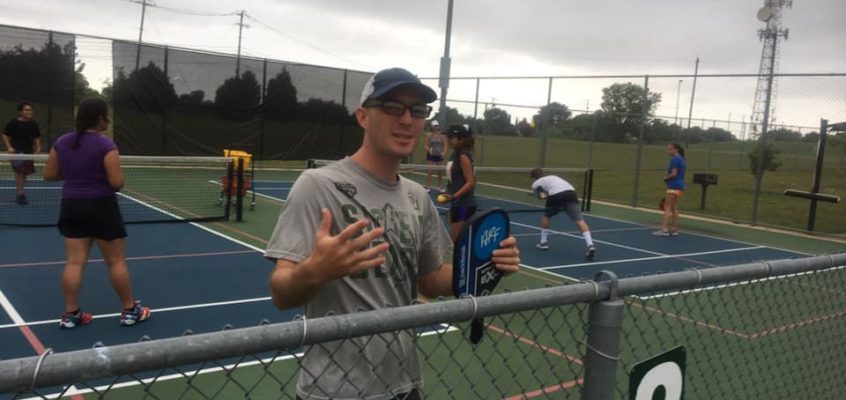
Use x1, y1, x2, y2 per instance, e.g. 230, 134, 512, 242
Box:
316, 208, 333, 238
348, 226, 384, 249
494, 262, 520, 274
336, 218, 372, 241
494, 235, 520, 273
350, 256, 387, 273
355, 242, 389, 261
499, 236, 517, 248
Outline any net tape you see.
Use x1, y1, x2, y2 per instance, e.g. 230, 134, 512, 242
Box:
0, 154, 235, 227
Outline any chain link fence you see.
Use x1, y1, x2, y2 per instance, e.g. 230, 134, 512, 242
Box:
1, 253, 843, 399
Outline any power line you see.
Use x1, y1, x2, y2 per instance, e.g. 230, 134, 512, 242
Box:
151, 4, 236, 17
116, 0, 235, 17
243, 13, 369, 70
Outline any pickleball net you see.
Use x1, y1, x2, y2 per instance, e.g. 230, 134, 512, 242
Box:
308, 159, 594, 214
0, 154, 237, 227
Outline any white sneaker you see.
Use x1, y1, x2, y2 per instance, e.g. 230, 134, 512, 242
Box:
586, 245, 597, 259
536, 242, 549, 250
652, 230, 670, 236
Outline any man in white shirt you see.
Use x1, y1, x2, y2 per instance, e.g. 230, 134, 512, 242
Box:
530, 168, 596, 259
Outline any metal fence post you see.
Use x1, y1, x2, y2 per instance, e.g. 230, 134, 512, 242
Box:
582, 271, 625, 400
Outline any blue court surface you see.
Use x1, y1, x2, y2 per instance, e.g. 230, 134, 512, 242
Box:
247, 180, 804, 283
0, 178, 804, 396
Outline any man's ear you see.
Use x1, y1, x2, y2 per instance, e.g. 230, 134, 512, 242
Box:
354, 107, 368, 129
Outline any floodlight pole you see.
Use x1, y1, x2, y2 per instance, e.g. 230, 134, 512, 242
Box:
438, 0, 454, 127
685, 57, 699, 146
631, 75, 649, 208
674, 79, 682, 126
539, 77, 552, 167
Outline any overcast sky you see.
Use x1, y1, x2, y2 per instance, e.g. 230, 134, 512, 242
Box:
0, 0, 844, 132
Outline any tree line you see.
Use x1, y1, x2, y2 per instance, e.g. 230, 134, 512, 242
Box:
106, 61, 352, 125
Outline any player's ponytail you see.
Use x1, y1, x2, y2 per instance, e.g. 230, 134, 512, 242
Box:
73, 96, 109, 149
671, 142, 685, 159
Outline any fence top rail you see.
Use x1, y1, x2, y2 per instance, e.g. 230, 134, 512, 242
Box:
422, 72, 846, 80
0, 252, 843, 393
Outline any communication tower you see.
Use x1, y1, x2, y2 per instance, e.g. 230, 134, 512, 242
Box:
750, 0, 792, 139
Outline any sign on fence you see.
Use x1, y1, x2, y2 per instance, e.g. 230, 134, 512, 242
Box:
630, 346, 686, 400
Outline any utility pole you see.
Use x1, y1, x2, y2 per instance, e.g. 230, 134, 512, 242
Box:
235, 10, 249, 77
686, 57, 699, 132
674, 79, 683, 125
134, 0, 153, 72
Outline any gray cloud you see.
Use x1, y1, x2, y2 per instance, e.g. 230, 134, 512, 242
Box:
0, 0, 842, 127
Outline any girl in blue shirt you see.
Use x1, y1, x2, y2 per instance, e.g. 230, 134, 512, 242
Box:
655, 142, 686, 236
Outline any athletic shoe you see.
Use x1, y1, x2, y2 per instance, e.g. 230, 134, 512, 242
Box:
59, 309, 93, 329
536, 242, 549, 250
669, 230, 680, 236
652, 230, 670, 236
16, 194, 27, 205
120, 301, 151, 326
586, 245, 597, 259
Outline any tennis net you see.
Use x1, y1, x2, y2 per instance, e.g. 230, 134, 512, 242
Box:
309, 159, 593, 214
0, 154, 236, 227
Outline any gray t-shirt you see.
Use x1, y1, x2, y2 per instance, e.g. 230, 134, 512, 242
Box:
265, 157, 452, 400
427, 132, 445, 156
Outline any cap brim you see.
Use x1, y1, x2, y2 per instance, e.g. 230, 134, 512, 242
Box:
369, 81, 437, 104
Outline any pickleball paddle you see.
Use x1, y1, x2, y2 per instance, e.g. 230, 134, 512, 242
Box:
452, 208, 510, 344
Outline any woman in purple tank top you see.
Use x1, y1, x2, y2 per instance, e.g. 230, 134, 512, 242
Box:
43, 96, 151, 329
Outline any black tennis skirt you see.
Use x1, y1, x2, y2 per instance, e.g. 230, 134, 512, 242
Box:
58, 196, 127, 240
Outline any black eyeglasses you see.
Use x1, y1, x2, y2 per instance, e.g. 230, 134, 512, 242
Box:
363, 99, 432, 119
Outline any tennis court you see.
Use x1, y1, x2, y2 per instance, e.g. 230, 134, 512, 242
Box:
249, 175, 805, 281
0, 165, 822, 399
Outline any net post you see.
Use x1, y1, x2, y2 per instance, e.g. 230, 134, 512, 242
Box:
250, 155, 256, 210
236, 159, 244, 222
581, 169, 588, 212
224, 160, 233, 220
586, 169, 594, 212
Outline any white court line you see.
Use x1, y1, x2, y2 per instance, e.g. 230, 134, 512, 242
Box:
2, 292, 84, 396
540, 246, 766, 271
0, 296, 273, 329
0, 289, 26, 325
509, 221, 667, 256
0, 190, 267, 331
207, 180, 287, 203
435, 187, 809, 257
577, 206, 810, 256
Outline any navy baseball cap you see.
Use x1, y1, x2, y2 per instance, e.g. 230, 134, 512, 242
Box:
447, 124, 473, 138
360, 68, 437, 105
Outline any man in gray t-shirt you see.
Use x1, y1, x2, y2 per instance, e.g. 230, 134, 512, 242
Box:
266, 67, 521, 400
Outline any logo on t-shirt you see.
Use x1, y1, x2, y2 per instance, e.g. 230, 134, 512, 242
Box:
334, 181, 357, 199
